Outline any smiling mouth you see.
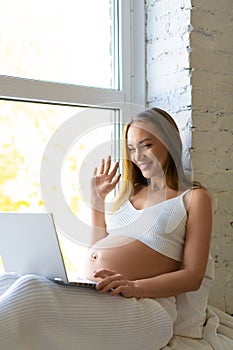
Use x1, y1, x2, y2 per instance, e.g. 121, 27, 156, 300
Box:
138, 162, 152, 170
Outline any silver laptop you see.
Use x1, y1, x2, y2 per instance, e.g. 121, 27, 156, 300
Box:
0, 212, 96, 288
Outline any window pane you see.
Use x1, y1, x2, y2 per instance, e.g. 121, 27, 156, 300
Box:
0, 100, 118, 276
0, 0, 117, 89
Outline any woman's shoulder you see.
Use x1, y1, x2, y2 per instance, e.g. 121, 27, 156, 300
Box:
183, 187, 212, 212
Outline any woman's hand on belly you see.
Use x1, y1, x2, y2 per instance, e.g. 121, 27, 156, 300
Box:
94, 268, 142, 298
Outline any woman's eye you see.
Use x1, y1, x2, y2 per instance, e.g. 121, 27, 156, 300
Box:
128, 148, 135, 152
142, 144, 152, 149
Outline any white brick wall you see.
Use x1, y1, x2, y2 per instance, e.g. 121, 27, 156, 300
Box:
146, 0, 233, 314
146, 0, 193, 175
191, 0, 233, 314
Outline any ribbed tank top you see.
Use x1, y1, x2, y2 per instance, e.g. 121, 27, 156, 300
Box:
106, 190, 190, 262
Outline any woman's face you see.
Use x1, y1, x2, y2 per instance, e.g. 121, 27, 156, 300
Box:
127, 121, 169, 179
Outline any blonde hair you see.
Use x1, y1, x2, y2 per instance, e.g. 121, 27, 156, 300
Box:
112, 108, 203, 211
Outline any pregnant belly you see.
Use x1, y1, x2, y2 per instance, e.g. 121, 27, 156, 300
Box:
83, 234, 180, 281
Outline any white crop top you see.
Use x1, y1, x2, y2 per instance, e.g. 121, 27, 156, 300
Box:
106, 190, 190, 262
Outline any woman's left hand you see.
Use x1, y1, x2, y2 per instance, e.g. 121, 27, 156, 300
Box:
93, 268, 141, 298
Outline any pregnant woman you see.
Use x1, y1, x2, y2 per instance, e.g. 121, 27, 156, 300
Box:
0, 108, 212, 350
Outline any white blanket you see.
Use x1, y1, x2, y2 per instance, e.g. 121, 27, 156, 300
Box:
163, 306, 233, 350
0, 273, 232, 350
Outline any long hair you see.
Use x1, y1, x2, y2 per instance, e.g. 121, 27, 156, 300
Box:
112, 107, 203, 211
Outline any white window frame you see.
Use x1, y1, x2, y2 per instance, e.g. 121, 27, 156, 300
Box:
0, 0, 145, 117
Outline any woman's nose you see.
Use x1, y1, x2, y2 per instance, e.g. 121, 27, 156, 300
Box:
134, 148, 145, 161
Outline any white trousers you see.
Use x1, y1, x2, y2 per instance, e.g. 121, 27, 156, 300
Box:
0, 274, 177, 350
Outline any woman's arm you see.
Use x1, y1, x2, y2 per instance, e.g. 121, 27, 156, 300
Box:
94, 189, 213, 298
90, 156, 121, 245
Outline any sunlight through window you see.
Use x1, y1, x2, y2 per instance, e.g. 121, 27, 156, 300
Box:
0, 0, 117, 88
0, 100, 117, 275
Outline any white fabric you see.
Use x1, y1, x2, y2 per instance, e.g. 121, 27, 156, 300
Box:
163, 306, 233, 350
106, 191, 189, 262
173, 255, 215, 338
0, 273, 176, 350
0, 274, 233, 350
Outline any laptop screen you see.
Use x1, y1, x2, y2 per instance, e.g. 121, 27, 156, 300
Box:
0, 212, 69, 283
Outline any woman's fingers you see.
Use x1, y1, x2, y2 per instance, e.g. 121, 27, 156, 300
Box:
112, 173, 121, 187
98, 156, 111, 175
108, 161, 119, 179
94, 269, 130, 295
103, 155, 111, 175
94, 268, 117, 278
91, 157, 121, 199
96, 278, 121, 293
99, 158, 105, 174
95, 156, 119, 177
96, 278, 125, 295
96, 277, 134, 297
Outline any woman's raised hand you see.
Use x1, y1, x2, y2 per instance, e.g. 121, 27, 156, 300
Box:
91, 156, 121, 201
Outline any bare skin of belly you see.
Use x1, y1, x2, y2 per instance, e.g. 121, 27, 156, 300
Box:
83, 234, 181, 282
